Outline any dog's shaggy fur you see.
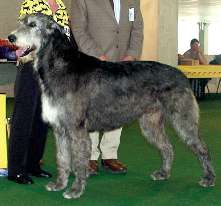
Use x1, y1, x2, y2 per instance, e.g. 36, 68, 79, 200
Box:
9, 14, 215, 199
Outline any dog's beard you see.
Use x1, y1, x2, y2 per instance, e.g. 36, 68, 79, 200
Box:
15, 45, 36, 64
13, 36, 39, 64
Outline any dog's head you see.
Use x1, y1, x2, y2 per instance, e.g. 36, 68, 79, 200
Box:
8, 13, 63, 61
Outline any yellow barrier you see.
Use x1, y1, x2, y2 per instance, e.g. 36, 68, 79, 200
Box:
0, 94, 7, 169
177, 65, 221, 78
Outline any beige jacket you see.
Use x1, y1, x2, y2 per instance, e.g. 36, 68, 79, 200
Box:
71, 0, 143, 61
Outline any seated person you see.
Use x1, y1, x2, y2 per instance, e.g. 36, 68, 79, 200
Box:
183, 38, 207, 65
209, 54, 221, 93
183, 39, 208, 99
209, 54, 221, 65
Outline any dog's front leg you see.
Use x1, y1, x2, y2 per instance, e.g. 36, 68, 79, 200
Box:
63, 128, 91, 199
46, 126, 71, 192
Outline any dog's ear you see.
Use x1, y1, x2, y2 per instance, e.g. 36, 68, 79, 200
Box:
46, 20, 63, 34
51, 22, 63, 32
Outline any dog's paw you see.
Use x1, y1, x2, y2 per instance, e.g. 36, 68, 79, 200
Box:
63, 189, 83, 199
45, 181, 66, 191
199, 176, 215, 187
150, 170, 169, 181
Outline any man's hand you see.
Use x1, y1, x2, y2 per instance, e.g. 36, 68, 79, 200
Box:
121, 55, 135, 61
196, 46, 203, 54
99, 55, 108, 61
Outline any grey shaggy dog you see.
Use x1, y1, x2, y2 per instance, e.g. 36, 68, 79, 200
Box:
9, 14, 215, 199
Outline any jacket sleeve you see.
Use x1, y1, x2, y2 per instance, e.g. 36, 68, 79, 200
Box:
71, 0, 104, 58
126, 0, 144, 59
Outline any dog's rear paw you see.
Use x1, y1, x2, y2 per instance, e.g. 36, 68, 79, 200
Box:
199, 176, 215, 187
150, 170, 169, 181
63, 189, 83, 199
46, 181, 66, 191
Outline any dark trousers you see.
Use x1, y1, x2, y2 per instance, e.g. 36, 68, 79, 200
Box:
8, 62, 48, 176
189, 79, 210, 99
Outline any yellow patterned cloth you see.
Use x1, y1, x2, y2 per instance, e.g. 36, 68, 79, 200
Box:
177, 65, 221, 78
19, 0, 70, 36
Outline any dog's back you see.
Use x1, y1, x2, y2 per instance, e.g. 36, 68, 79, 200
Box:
64, 56, 191, 131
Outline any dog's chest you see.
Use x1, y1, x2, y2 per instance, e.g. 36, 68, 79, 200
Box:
41, 94, 60, 126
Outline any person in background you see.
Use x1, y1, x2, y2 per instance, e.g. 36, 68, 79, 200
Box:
209, 54, 221, 93
183, 38, 207, 65
8, 0, 70, 184
209, 54, 221, 65
71, 0, 143, 175
183, 38, 208, 99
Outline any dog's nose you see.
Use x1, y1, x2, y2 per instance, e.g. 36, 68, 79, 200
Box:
8, 34, 17, 43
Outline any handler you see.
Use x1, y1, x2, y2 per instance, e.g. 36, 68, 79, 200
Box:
8, 0, 71, 184
71, 0, 144, 175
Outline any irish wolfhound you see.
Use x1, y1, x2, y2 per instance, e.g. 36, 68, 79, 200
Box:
8, 14, 215, 199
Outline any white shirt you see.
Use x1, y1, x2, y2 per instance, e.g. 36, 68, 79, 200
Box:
113, 0, 121, 24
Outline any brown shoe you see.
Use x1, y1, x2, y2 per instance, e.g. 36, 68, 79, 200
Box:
89, 160, 98, 176
101, 159, 127, 174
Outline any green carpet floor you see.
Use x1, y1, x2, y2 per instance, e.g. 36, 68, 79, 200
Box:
1, 95, 221, 206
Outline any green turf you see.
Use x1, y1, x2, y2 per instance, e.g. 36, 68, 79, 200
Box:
1, 95, 221, 206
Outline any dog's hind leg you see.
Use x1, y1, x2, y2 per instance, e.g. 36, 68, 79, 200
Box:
63, 128, 91, 199
165, 89, 215, 187
139, 105, 174, 181
46, 126, 71, 191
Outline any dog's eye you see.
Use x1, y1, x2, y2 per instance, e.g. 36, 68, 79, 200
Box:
28, 22, 36, 28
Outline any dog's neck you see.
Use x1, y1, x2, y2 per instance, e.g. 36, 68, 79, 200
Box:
36, 30, 74, 69
34, 29, 79, 96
